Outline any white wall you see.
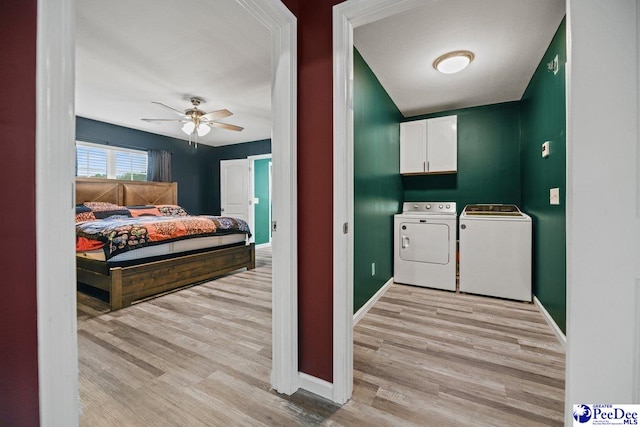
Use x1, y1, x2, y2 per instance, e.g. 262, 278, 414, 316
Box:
565, 0, 640, 421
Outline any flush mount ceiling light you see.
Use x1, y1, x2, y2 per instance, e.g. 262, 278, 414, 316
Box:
433, 50, 475, 74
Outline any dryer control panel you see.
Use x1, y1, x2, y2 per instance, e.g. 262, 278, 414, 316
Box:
402, 202, 456, 215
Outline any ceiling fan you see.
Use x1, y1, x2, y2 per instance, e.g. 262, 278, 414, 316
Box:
142, 96, 244, 147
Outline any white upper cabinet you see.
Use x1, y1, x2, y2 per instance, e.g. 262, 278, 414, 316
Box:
400, 115, 457, 174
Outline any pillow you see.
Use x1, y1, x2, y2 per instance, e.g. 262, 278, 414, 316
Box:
127, 205, 162, 217
156, 204, 189, 217
75, 202, 130, 223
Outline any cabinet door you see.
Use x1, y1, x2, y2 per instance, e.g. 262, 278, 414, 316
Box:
426, 115, 457, 172
400, 120, 426, 173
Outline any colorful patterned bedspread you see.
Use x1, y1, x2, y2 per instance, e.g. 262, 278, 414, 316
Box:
75, 203, 251, 260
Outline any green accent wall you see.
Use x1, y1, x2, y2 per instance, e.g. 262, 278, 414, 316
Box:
402, 102, 522, 212
521, 19, 567, 332
254, 158, 271, 245
353, 48, 404, 312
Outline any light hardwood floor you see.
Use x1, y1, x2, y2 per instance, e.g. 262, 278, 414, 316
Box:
77, 247, 565, 426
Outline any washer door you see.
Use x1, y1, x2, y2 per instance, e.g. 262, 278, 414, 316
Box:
399, 222, 450, 264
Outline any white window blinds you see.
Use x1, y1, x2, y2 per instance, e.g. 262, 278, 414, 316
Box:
76, 141, 148, 181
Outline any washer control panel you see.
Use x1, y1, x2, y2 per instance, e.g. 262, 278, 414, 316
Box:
402, 202, 456, 215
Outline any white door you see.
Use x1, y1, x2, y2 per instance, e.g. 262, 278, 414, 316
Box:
220, 159, 249, 222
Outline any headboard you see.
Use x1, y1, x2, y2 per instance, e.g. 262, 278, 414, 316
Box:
76, 178, 178, 206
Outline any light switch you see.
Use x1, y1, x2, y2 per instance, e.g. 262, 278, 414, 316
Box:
550, 188, 560, 205
542, 141, 550, 158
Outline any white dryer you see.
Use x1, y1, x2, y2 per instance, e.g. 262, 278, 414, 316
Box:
394, 202, 457, 291
459, 204, 532, 301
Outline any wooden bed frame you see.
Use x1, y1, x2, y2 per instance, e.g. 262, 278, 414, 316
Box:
75, 178, 255, 310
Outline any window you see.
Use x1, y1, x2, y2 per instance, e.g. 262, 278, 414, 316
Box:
76, 141, 148, 181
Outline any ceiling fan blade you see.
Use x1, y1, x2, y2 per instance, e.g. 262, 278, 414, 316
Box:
201, 109, 233, 122
151, 101, 188, 117
141, 118, 189, 123
208, 122, 244, 132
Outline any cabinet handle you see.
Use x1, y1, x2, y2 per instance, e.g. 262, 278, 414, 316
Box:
423, 161, 426, 172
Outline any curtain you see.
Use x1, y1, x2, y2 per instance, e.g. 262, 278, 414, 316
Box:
147, 150, 172, 182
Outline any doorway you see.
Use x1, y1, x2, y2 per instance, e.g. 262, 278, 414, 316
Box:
220, 155, 273, 247
248, 154, 273, 247
332, 0, 569, 405
36, 0, 298, 421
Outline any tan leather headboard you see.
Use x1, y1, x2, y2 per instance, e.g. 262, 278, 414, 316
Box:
75, 178, 177, 206
76, 179, 122, 205
122, 181, 177, 206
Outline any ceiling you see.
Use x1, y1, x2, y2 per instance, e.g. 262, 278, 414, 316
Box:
354, 0, 565, 117
76, 0, 271, 147
76, 0, 565, 147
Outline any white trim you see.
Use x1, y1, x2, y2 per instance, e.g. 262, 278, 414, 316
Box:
298, 373, 335, 402
76, 140, 147, 156
36, 0, 79, 424
235, 0, 299, 396
255, 242, 272, 250
353, 278, 393, 326
332, 0, 434, 405
36, 0, 298, 421
565, 2, 639, 421
533, 296, 566, 347
332, 3, 354, 405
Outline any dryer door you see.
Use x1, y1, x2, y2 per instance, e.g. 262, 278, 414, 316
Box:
399, 222, 450, 264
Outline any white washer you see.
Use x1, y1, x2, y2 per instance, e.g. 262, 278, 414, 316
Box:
394, 202, 457, 291
459, 204, 532, 301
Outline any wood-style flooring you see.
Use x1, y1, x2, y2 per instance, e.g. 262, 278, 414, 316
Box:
77, 247, 565, 426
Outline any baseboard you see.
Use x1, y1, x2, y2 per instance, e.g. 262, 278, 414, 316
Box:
298, 372, 334, 401
353, 278, 394, 326
255, 242, 272, 249
533, 296, 566, 347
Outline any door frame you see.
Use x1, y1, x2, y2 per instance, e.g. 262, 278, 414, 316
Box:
36, 0, 298, 422
332, 0, 427, 404
248, 153, 273, 247
334, 0, 640, 416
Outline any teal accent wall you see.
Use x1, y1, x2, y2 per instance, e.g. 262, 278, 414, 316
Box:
254, 158, 271, 245
76, 117, 218, 214
521, 19, 567, 332
353, 48, 404, 312
402, 102, 522, 212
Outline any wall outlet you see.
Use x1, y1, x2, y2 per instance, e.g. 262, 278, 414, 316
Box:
542, 141, 550, 158
371, 262, 375, 277
547, 54, 559, 75
550, 187, 560, 205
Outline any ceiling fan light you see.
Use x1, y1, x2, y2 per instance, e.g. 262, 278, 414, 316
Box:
181, 121, 195, 135
197, 123, 211, 136
433, 50, 474, 74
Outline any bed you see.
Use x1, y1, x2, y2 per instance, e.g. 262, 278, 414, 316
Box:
75, 177, 255, 311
